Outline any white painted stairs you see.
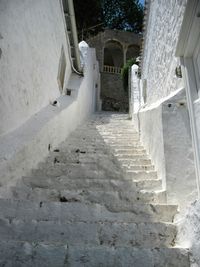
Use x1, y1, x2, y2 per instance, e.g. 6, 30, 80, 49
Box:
0, 113, 190, 266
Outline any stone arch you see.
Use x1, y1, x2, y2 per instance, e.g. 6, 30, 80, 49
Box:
103, 40, 123, 68
126, 44, 140, 61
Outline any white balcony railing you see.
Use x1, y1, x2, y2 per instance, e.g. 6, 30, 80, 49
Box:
103, 65, 122, 74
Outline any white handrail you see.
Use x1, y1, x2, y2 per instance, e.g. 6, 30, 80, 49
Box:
103, 65, 122, 74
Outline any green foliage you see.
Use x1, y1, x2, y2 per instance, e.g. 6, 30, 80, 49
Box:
102, 0, 143, 33
121, 58, 137, 92
73, 0, 144, 40
73, 0, 103, 40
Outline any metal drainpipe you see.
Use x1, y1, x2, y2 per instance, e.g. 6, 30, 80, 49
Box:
67, 0, 82, 73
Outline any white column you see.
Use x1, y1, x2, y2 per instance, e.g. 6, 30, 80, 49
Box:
131, 64, 140, 115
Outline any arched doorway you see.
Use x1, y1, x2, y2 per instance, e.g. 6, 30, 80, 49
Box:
101, 40, 128, 111
103, 40, 123, 74
126, 44, 140, 61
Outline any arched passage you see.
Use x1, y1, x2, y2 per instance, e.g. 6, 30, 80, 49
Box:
102, 39, 128, 112
104, 40, 123, 68
126, 44, 140, 61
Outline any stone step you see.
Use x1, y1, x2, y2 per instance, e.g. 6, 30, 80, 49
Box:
96, 124, 133, 127
118, 158, 152, 165
62, 141, 141, 149
99, 131, 138, 135
0, 218, 176, 248
22, 171, 157, 187
100, 133, 139, 138
114, 153, 149, 160
108, 144, 144, 150
61, 140, 107, 146
103, 137, 140, 142
61, 142, 145, 152
37, 158, 121, 170
135, 179, 163, 190
0, 242, 188, 267
98, 128, 137, 132
31, 163, 122, 179
0, 240, 67, 267
43, 158, 153, 171
0, 199, 178, 222
66, 246, 190, 267
20, 176, 147, 193
45, 154, 118, 164
100, 130, 139, 134
125, 170, 157, 180
55, 146, 110, 154
97, 126, 135, 129
22, 174, 160, 191
6, 185, 166, 204
113, 149, 146, 155
44, 154, 120, 166
49, 149, 114, 157
100, 130, 138, 133
122, 164, 154, 171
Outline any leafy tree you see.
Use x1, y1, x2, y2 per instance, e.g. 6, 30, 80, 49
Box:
73, 0, 103, 40
73, 0, 143, 40
102, 0, 143, 33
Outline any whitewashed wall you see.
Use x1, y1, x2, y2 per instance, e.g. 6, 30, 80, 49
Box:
136, 0, 199, 263
0, 1, 100, 187
0, 0, 71, 136
132, 87, 196, 210
142, 0, 187, 104
0, 46, 100, 187
177, 200, 200, 266
132, 0, 197, 209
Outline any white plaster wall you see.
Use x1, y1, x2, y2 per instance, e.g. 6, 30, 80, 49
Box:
0, 47, 99, 187
194, 99, 200, 152
132, 88, 196, 209
177, 200, 200, 266
131, 65, 140, 114
162, 89, 197, 209
133, 103, 166, 187
142, 0, 187, 104
0, 0, 71, 136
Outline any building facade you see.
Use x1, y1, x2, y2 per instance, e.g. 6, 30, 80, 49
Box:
88, 29, 141, 111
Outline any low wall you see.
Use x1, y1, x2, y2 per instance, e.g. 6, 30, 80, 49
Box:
133, 103, 166, 187
177, 200, 200, 266
162, 90, 197, 208
133, 88, 196, 210
0, 47, 99, 187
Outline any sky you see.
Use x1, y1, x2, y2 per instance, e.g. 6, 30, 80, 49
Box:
139, 0, 145, 6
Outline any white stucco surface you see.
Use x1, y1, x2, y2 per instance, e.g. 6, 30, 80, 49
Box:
79, 41, 89, 68
130, 65, 141, 114
177, 199, 200, 266
132, 88, 196, 209
142, 0, 187, 104
0, 44, 99, 187
133, 103, 166, 188
0, 0, 71, 136
194, 99, 200, 154
162, 89, 197, 209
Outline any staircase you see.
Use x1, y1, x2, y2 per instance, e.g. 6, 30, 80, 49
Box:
0, 113, 189, 266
